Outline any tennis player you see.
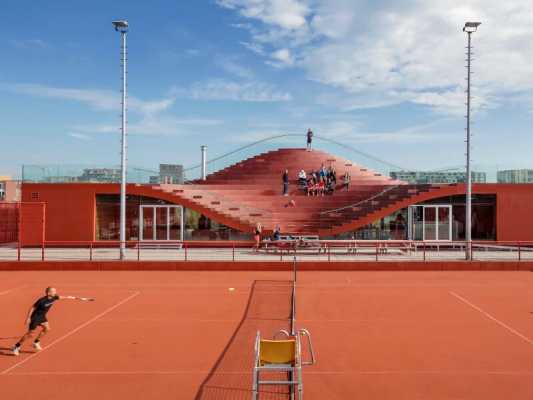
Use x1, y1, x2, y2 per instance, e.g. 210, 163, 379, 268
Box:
12, 287, 94, 356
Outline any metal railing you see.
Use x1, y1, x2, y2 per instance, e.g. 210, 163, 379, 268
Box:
1, 239, 533, 263
182, 134, 407, 181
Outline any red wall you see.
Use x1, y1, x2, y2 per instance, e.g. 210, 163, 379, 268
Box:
495, 184, 533, 241
20, 182, 533, 242
0, 260, 531, 271
21, 183, 99, 242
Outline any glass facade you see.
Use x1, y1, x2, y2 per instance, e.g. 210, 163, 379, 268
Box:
95, 195, 250, 241
183, 208, 252, 241
332, 194, 496, 241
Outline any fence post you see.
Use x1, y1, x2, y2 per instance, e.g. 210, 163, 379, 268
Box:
375, 242, 379, 262
232, 242, 235, 262
41, 203, 46, 261
518, 242, 521, 262
17, 203, 21, 261
90, 242, 93, 261
184, 242, 188, 261
423, 242, 426, 262
137, 240, 140, 262
328, 244, 330, 262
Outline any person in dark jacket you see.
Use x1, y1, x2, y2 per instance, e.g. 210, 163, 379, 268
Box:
306, 129, 313, 151
282, 169, 289, 196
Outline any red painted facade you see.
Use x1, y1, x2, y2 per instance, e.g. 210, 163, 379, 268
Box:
18, 148, 533, 242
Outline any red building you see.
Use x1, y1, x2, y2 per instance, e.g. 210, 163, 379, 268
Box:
15, 148, 533, 244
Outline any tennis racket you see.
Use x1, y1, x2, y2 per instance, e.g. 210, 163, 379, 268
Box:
77, 297, 96, 302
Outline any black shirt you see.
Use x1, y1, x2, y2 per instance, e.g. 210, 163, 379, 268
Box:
307, 130, 313, 142
283, 172, 289, 183
31, 295, 60, 321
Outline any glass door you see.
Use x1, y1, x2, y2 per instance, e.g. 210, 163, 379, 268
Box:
408, 206, 424, 240
408, 205, 452, 241
155, 207, 168, 240
140, 205, 183, 241
438, 206, 451, 240
424, 207, 437, 240
168, 207, 182, 240
140, 206, 154, 241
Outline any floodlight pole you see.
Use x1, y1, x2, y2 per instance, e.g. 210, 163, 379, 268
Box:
114, 21, 128, 260
463, 22, 480, 260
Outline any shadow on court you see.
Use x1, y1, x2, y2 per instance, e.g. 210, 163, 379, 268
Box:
195, 280, 293, 400
0, 346, 32, 357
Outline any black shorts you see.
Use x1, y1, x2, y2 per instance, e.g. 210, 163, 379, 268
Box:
307, 138, 312, 144
29, 317, 47, 331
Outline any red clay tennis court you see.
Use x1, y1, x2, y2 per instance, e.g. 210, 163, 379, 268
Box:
1, 270, 532, 399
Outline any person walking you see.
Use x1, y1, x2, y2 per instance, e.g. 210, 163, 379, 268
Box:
306, 128, 313, 151
282, 169, 289, 196
253, 222, 262, 252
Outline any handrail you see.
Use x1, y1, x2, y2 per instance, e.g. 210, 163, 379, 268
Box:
7, 239, 533, 263
298, 329, 316, 366
320, 183, 404, 215
182, 133, 408, 174
22, 239, 533, 246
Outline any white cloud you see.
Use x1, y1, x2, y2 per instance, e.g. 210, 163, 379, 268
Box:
3, 83, 176, 115
174, 79, 292, 102
3, 83, 225, 138
70, 117, 222, 138
240, 41, 266, 56
217, 0, 533, 114
68, 132, 91, 141
217, 0, 309, 30
268, 48, 295, 68
216, 56, 255, 79
10, 39, 47, 49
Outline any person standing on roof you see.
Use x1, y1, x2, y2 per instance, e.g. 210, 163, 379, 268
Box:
282, 169, 289, 196
306, 128, 313, 151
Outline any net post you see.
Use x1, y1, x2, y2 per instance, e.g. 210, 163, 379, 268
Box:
293, 255, 297, 284
291, 255, 297, 336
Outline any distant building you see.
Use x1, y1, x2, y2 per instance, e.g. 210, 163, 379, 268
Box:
78, 168, 121, 183
0, 177, 21, 202
390, 171, 487, 184
158, 164, 184, 184
497, 169, 533, 183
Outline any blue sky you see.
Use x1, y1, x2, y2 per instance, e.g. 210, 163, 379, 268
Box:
1, 0, 533, 180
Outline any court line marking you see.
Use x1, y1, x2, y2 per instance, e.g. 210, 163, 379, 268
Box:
0, 291, 141, 375
7, 370, 533, 376
0, 285, 27, 296
449, 291, 533, 346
